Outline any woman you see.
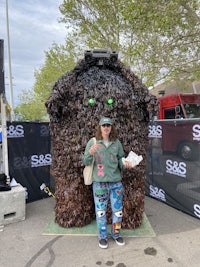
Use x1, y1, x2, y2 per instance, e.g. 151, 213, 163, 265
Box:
82, 117, 131, 249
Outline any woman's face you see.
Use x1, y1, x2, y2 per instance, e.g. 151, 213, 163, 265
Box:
100, 124, 112, 137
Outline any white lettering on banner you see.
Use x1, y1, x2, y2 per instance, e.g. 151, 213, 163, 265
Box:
193, 124, 200, 141
148, 125, 162, 138
31, 154, 52, 167
149, 185, 166, 201
166, 159, 187, 177
7, 125, 24, 138
194, 204, 200, 218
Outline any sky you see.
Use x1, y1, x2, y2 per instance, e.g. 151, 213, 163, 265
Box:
0, 0, 67, 107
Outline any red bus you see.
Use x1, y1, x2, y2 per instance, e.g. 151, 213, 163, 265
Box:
157, 94, 200, 160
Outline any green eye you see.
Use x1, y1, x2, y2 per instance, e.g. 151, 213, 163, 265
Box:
107, 98, 113, 105
88, 98, 95, 105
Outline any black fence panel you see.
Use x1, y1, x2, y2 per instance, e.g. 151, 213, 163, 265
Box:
7, 122, 52, 202
6, 119, 200, 221
146, 119, 200, 220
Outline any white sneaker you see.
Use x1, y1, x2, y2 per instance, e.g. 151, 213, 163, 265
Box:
99, 239, 108, 249
115, 237, 125, 246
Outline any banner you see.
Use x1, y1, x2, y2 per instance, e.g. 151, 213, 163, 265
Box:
7, 122, 52, 202
6, 119, 200, 221
146, 119, 200, 220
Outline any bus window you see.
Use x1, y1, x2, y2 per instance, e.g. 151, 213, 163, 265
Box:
184, 104, 200, 118
164, 105, 185, 119
164, 108, 175, 119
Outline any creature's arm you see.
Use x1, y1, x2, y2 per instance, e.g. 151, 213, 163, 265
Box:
45, 72, 76, 122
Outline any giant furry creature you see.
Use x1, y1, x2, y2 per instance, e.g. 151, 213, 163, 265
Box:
45, 53, 158, 229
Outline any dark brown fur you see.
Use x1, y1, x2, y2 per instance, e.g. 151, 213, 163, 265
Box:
45, 57, 158, 229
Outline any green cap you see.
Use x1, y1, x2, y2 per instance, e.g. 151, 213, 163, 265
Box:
99, 117, 113, 125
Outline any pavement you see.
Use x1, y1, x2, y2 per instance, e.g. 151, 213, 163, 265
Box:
0, 195, 200, 267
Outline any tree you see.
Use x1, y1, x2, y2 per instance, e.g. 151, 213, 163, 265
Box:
15, 90, 47, 121
59, 0, 200, 85
15, 0, 200, 120
15, 41, 78, 121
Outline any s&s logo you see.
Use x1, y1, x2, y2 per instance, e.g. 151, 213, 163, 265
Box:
31, 154, 52, 167
194, 204, 200, 218
149, 185, 166, 201
193, 124, 200, 141
13, 156, 31, 169
7, 125, 24, 138
40, 125, 49, 137
148, 125, 162, 138
166, 159, 186, 177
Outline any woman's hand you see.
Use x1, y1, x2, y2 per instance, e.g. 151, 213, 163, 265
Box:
89, 144, 103, 155
124, 160, 135, 169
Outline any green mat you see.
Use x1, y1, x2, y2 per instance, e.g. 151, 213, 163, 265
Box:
43, 213, 156, 237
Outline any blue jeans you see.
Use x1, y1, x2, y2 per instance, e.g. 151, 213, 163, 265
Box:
92, 181, 124, 240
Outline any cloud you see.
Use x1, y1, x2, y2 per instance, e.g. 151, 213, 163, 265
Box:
0, 0, 66, 107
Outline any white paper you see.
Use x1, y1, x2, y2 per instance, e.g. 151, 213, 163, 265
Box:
10, 178, 19, 187
122, 151, 143, 167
